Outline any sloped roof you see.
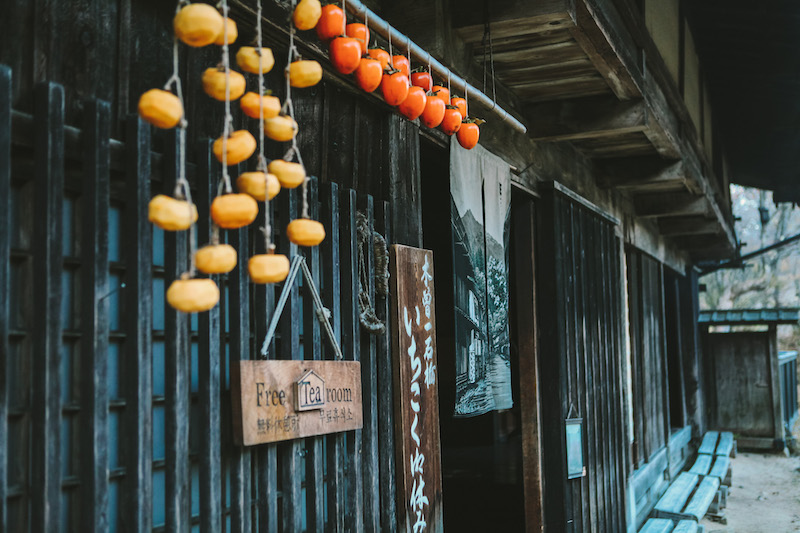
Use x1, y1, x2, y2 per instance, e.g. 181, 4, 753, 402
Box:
699, 308, 800, 326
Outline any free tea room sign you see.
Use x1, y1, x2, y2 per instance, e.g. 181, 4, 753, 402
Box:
232, 360, 363, 446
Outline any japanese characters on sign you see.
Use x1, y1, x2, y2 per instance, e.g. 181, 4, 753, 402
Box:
390, 245, 444, 533
232, 360, 363, 446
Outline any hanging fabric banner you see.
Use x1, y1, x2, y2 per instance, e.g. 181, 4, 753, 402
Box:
449, 138, 513, 417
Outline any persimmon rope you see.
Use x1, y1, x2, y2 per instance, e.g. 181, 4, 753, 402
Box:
282, 0, 309, 219
218, 0, 234, 195
170, 0, 196, 277
255, 0, 274, 252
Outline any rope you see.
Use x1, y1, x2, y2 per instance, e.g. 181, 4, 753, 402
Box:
407, 36, 412, 86
282, 0, 309, 219
388, 29, 393, 68
341, 0, 346, 36
168, 0, 196, 277
256, 0, 274, 252
356, 212, 389, 334
218, 0, 233, 195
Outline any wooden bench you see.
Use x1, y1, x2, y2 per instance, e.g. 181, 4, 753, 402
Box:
707, 454, 732, 487
673, 520, 704, 533
653, 471, 720, 521
715, 431, 736, 458
697, 431, 719, 455
688, 453, 712, 476
639, 518, 675, 533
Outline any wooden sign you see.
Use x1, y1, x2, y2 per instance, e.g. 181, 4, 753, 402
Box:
232, 360, 363, 446
390, 245, 444, 532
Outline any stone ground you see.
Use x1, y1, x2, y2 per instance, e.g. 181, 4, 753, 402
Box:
700, 450, 800, 533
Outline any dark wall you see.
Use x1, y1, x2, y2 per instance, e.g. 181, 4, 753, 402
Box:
536, 184, 628, 533
1, 1, 429, 531
626, 249, 669, 467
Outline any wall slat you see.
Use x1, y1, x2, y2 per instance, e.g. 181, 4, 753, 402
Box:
254, 197, 278, 533
303, 178, 326, 533
359, 195, 380, 532
340, 188, 364, 533
321, 182, 345, 533
80, 98, 111, 532
0, 64, 11, 533
31, 81, 64, 533
195, 140, 222, 533
375, 200, 397, 533
538, 186, 627, 532
123, 114, 153, 533
278, 181, 302, 533
164, 129, 191, 533
229, 220, 252, 533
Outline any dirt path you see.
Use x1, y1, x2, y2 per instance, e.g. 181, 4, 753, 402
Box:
700, 451, 800, 532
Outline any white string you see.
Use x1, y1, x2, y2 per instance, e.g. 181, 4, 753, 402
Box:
407, 36, 411, 86
218, 0, 233, 195
427, 52, 432, 92
341, 0, 346, 36
388, 29, 393, 68
283, 0, 309, 219
168, 1, 196, 277
256, 0, 273, 252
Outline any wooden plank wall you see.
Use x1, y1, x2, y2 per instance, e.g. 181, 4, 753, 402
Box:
1, 60, 407, 533
537, 185, 628, 532
626, 248, 669, 467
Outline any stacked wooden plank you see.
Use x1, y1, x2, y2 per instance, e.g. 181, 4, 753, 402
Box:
652, 471, 719, 521
642, 430, 735, 530
639, 517, 705, 533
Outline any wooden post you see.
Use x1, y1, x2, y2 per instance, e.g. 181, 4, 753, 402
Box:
389, 245, 444, 533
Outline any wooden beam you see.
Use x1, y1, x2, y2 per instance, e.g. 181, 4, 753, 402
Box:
634, 192, 708, 218
527, 96, 647, 142
454, 0, 572, 43
596, 157, 686, 190
672, 234, 734, 252
568, 0, 640, 100
657, 217, 721, 237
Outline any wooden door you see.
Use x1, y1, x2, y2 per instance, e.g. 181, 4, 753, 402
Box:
511, 189, 543, 532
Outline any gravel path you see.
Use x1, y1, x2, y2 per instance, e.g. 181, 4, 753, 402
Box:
700, 451, 800, 532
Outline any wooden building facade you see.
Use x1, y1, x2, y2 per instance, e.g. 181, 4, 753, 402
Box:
1, 0, 766, 532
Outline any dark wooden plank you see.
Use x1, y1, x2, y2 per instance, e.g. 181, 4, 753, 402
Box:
388, 245, 444, 533
229, 220, 252, 533
80, 98, 111, 533
359, 195, 380, 532
303, 178, 325, 533
340, 188, 364, 533
375, 200, 398, 533
570, 204, 590, 533
321, 182, 345, 533
279, 180, 302, 533
512, 197, 544, 532
536, 187, 567, 530
387, 116, 422, 247
123, 114, 152, 533
526, 96, 647, 142
195, 140, 221, 533
254, 196, 278, 533
31, 81, 64, 533
0, 64, 11, 533
164, 128, 190, 533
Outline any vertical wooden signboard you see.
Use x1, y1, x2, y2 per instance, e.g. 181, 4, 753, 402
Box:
390, 245, 444, 532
